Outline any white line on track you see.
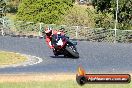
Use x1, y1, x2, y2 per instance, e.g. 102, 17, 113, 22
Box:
0, 51, 43, 68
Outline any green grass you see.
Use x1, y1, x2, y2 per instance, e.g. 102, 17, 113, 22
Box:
0, 51, 27, 65
0, 80, 131, 88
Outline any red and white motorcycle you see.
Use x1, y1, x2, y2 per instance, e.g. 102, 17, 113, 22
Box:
51, 34, 79, 58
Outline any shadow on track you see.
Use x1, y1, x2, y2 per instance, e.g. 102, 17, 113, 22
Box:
50, 56, 79, 59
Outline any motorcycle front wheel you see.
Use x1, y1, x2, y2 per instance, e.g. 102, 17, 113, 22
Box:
65, 45, 79, 58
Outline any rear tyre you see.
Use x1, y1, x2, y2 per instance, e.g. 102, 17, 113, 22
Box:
65, 46, 79, 58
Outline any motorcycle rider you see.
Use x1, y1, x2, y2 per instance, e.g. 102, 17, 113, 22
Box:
44, 27, 65, 49
44, 27, 79, 58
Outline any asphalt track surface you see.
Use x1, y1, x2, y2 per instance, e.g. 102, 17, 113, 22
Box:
0, 36, 132, 74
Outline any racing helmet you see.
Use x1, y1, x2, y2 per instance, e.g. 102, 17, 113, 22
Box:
45, 27, 52, 36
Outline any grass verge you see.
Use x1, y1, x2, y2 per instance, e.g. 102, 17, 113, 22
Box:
0, 74, 131, 88
0, 51, 27, 65
0, 80, 131, 88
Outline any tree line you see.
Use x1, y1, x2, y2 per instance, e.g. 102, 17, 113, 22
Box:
0, 0, 131, 30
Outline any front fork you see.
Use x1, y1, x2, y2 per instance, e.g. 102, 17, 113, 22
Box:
53, 48, 58, 56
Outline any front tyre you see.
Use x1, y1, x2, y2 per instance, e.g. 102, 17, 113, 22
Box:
65, 46, 79, 58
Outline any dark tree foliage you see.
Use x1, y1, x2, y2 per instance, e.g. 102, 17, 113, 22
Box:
0, 0, 6, 8
0, 0, 6, 17
16, 0, 73, 24
92, 0, 132, 30
92, 0, 111, 12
